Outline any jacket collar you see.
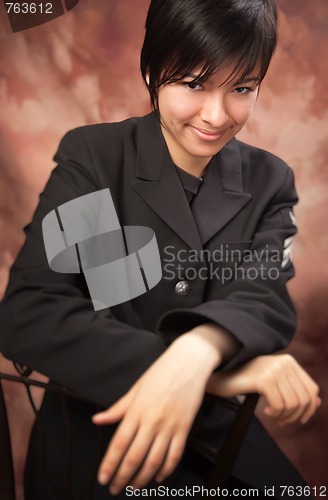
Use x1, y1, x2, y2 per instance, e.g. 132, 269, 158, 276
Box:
132, 112, 251, 250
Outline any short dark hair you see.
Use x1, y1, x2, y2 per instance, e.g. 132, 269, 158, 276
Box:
140, 0, 278, 110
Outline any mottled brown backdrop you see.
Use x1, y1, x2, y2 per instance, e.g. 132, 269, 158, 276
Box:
0, 0, 327, 498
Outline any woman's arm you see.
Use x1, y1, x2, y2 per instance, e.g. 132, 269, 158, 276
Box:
0, 128, 168, 408
92, 323, 238, 494
93, 349, 320, 495
157, 152, 299, 370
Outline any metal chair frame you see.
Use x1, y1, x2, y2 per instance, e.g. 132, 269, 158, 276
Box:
0, 363, 259, 499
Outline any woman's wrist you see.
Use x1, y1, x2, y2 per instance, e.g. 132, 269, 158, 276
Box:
172, 323, 241, 373
168, 336, 218, 385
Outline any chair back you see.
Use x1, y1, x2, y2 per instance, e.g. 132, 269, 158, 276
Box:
0, 378, 16, 500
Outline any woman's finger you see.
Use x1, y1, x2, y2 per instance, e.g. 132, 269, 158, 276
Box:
277, 367, 319, 425
293, 368, 320, 424
129, 433, 171, 489
258, 356, 299, 420
92, 391, 132, 425
300, 396, 321, 424
257, 375, 287, 419
155, 433, 186, 483
274, 373, 309, 424
97, 416, 139, 486
108, 425, 157, 494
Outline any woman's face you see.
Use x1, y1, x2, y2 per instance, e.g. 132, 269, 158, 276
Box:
157, 64, 260, 175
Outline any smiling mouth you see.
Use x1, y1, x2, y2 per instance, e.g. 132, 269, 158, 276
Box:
189, 125, 228, 140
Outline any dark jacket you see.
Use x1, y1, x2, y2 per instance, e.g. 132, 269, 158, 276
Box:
0, 112, 304, 498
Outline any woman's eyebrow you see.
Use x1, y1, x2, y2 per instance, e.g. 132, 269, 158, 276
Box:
181, 74, 260, 85
183, 73, 201, 79
235, 76, 260, 84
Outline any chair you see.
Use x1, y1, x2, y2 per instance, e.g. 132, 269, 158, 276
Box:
0, 376, 15, 500
0, 362, 259, 499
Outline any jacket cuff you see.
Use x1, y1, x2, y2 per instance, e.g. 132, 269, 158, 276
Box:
157, 303, 294, 370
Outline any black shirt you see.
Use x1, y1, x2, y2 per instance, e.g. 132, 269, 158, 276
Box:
174, 164, 204, 205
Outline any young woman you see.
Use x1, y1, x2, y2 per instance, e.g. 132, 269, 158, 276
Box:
0, 0, 320, 498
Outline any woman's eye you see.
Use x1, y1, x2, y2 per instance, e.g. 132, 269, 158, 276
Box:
183, 82, 202, 91
234, 87, 253, 94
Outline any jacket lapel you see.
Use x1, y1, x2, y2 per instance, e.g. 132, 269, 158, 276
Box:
192, 138, 252, 246
131, 113, 203, 252
131, 113, 252, 250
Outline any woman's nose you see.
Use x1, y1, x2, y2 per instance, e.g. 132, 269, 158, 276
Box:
199, 94, 230, 128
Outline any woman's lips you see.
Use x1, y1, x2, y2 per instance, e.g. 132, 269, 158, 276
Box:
189, 125, 228, 141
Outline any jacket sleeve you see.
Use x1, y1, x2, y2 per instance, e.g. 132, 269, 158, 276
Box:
0, 129, 166, 408
157, 165, 298, 370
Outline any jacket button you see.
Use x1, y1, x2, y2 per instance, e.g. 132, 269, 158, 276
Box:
175, 280, 190, 296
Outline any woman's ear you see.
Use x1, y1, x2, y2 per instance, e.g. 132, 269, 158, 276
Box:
145, 72, 150, 86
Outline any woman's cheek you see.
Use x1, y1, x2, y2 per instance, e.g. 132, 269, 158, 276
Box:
174, 96, 200, 117
234, 100, 257, 124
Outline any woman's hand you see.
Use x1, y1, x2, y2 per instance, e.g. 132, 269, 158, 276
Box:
206, 354, 321, 425
92, 324, 234, 495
